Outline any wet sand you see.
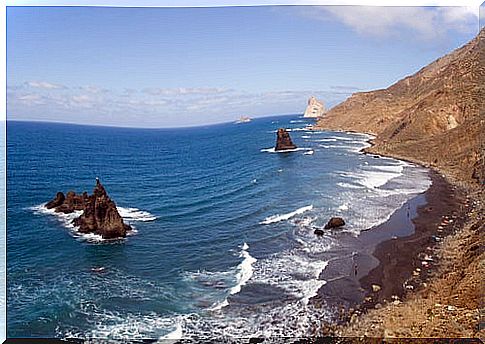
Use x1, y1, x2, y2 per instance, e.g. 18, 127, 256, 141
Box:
311, 170, 465, 322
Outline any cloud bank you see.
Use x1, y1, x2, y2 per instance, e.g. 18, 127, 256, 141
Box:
303, 6, 478, 41
7, 81, 352, 127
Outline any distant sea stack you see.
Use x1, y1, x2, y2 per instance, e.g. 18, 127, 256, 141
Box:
303, 96, 326, 118
46, 178, 132, 239
235, 116, 252, 124
275, 128, 297, 151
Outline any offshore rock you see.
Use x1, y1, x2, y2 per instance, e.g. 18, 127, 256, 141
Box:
304, 96, 326, 118
275, 128, 297, 151
45, 192, 66, 209
47, 178, 131, 239
324, 217, 346, 229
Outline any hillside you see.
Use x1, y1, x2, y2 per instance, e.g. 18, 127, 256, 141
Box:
315, 28, 484, 185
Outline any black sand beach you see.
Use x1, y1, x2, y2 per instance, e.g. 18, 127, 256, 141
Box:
311, 170, 465, 324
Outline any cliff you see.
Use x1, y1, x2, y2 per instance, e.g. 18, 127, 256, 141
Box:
304, 96, 326, 118
315, 29, 484, 185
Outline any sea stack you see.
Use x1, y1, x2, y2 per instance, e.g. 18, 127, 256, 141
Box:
303, 96, 326, 118
275, 128, 297, 151
45, 178, 132, 239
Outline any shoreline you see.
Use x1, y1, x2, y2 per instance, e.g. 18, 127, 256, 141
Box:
311, 170, 456, 318
310, 127, 483, 338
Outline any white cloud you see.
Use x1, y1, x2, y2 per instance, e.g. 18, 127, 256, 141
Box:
308, 6, 478, 41
7, 81, 354, 127
142, 87, 231, 96
25, 81, 66, 90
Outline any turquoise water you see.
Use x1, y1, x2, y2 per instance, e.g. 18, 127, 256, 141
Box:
7, 116, 430, 339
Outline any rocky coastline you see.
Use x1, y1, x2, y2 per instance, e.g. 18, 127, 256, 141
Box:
310, 28, 484, 339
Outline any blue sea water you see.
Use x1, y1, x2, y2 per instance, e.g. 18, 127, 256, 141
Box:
6, 115, 431, 339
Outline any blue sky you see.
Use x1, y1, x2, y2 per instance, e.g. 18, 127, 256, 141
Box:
7, 5, 480, 127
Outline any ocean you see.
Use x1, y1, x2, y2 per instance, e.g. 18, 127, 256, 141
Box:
6, 115, 431, 339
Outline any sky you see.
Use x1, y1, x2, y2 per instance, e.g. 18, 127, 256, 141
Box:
6, 4, 482, 127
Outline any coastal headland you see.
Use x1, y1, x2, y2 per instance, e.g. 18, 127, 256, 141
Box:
312, 28, 484, 338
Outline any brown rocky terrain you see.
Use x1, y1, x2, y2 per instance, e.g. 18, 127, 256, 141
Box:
315, 28, 484, 185
314, 28, 484, 339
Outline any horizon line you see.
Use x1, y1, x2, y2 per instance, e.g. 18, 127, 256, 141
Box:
6, 113, 303, 130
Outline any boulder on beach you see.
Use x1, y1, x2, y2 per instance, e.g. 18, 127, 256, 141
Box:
46, 178, 131, 239
324, 217, 346, 229
314, 229, 325, 236
275, 128, 297, 151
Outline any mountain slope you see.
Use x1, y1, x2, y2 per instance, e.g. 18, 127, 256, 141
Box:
315, 29, 484, 184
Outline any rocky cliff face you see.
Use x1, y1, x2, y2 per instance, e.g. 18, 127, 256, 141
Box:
275, 128, 297, 151
304, 96, 326, 118
315, 29, 484, 185
46, 179, 132, 239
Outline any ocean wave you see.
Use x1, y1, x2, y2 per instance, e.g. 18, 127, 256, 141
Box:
337, 182, 365, 189
304, 150, 314, 155
260, 205, 313, 225
117, 207, 157, 222
260, 147, 311, 153
314, 138, 337, 142
286, 127, 311, 132
209, 243, 257, 311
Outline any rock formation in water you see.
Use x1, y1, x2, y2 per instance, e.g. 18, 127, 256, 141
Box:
324, 217, 346, 229
304, 96, 326, 118
45, 178, 131, 239
314, 28, 485, 184
275, 128, 297, 151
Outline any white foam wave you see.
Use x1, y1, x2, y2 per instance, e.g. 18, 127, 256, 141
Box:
286, 127, 311, 132
338, 203, 349, 211
357, 167, 404, 189
337, 182, 364, 189
230, 243, 257, 295
314, 138, 337, 142
329, 136, 354, 141
304, 150, 314, 155
207, 243, 257, 311
117, 207, 157, 222
260, 205, 313, 225
158, 322, 183, 341
31, 204, 83, 229
260, 147, 309, 153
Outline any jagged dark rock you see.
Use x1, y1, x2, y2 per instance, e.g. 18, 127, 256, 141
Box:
45, 192, 65, 209
275, 128, 297, 151
324, 217, 346, 229
314, 229, 325, 236
54, 191, 88, 214
46, 178, 131, 239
